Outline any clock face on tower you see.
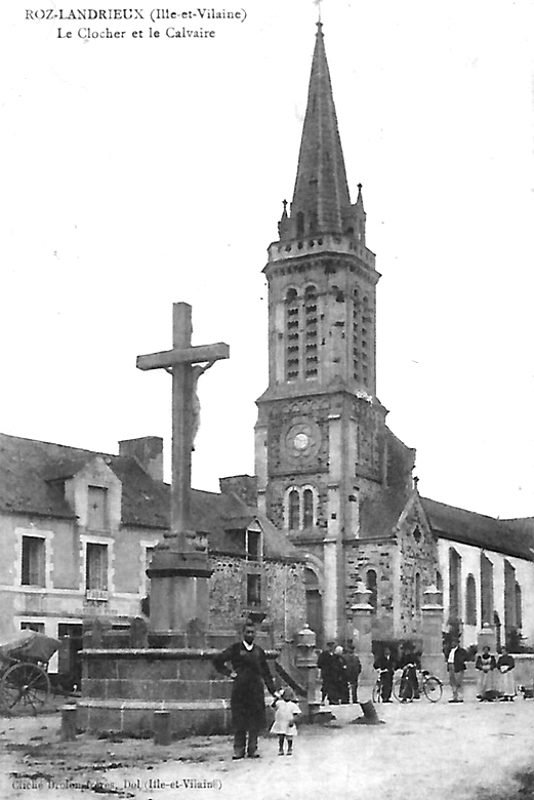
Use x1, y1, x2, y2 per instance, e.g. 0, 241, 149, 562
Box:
282, 419, 322, 462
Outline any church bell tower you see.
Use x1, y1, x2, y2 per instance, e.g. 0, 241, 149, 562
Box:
255, 23, 388, 640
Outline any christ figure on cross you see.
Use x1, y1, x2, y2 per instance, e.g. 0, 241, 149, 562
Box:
136, 302, 229, 544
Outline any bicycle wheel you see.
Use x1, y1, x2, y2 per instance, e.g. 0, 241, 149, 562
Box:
372, 682, 381, 703
422, 676, 443, 703
392, 676, 403, 701
1, 662, 51, 715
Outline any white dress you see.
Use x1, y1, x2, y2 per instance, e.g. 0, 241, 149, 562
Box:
498, 659, 516, 697
270, 700, 301, 736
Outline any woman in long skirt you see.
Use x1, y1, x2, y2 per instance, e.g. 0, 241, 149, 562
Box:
475, 646, 496, 701
497, 646, 516, 701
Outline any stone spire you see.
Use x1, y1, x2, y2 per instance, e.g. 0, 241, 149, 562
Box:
282, 22, 352, 241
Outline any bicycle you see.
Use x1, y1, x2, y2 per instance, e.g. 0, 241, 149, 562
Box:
393, 668, 443, 703
372, 671, 395, 703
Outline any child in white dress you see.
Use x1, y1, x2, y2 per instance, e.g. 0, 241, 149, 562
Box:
270, 688, 301, 755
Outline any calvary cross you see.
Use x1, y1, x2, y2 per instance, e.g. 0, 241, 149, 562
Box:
136, 303, 229, 547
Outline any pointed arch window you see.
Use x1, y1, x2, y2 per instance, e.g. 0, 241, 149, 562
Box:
284, 485, 318, 531
466, 574, 477, 626
415, 572, 422, 615
449, 548, 461, 621
515, 582, 523, 629
366, 569, 378, 613
504, 560, 517, 633
480, 553, 494, 626
303, 489, 314, 527
288, 489, 300, 530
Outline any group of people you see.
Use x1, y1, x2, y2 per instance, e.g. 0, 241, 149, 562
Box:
317, 641, 362, 705
373, 643, 422, 702
212, 620, 521, 761
446, 638, 517, 703
475, 645, 516, 701
318, 640, 436, 706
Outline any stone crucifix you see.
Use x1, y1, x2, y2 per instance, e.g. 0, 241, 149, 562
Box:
136, 302, 229, 548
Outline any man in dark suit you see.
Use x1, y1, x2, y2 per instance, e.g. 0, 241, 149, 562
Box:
446, 638, 469, 702
317, 640, 337, 704
374, 646, 396, 702
213, 620, 276, 759
344, 644, 362, 703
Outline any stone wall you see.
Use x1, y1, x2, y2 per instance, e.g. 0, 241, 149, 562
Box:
397, 512, 439, 638
208, 553, 306, 644
263, 559, 307, 646
208, 555, 245, 629
345, 538, 396, 640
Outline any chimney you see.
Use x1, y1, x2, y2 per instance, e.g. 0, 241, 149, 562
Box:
119, 437, 164, 482
219, 475, 258, 507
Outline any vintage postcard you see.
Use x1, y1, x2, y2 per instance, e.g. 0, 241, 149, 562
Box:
1, 1, 534, 798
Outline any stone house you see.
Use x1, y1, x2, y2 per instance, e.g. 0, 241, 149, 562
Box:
0, 432, 306, 675
254, 23, 534, 651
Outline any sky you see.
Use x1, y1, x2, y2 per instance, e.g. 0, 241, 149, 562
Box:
1, 0, 533, 520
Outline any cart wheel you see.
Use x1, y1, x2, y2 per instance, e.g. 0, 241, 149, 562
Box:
1, 662, 51, 715
422, 676, 443, 703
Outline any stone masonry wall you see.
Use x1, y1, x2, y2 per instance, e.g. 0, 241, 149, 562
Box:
208, 555, 244, 630
397, 512, 439, 638
263, 559, 307, 646
208, 554, 306, 644
345, 539, 396, 640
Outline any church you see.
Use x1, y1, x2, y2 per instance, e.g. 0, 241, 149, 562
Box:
1, 22, 534, 666
254, 22, 534, 652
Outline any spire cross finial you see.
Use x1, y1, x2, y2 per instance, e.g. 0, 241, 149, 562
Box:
313, 0, 322, 24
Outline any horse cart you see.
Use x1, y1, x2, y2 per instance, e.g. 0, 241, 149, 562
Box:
0, 631, 60, 714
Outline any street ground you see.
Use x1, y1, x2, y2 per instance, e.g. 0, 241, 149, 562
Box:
1, 684, 534, 800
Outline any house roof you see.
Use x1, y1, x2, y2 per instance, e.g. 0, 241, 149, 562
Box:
0, 432, 301, 561
421, 497, 534, 562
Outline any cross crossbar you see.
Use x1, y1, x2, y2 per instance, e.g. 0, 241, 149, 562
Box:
136, 343, 230, 372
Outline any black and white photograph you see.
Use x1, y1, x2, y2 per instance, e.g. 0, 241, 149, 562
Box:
1, 1, 534, 797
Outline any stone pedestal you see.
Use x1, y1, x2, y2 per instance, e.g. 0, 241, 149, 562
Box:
350, 585, 374, 680
477, 623, 497, 654
78, 636, 279, 737
147, 544, 212, 644
421, 585, 445, 679
295, 624, 320, 719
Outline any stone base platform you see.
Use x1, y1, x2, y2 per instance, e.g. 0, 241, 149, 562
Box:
76, 698, 232, 737
78, 645, 279, 738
